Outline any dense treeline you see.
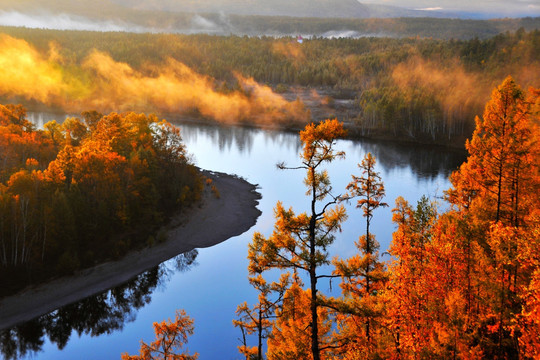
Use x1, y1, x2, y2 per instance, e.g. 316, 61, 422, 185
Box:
0, 104, 202, 294
1, 25, 537, 88
223, 16, 540, 40
0, 26, 538, 145
124, 77, 540, 359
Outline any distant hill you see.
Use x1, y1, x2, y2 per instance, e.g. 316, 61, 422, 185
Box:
0, 0, 469, 20
110, 0, 466, 19
115, 0, 372, 18
0, 0, 539, 39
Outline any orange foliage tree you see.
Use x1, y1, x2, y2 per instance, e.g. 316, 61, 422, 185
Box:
266, 279, 337, 360
385, 196, 442, 358
448, 76, 537, 227
121, 310, 198, 360
445, 76, 540, 358
333, 152, 389, 357
248, 119, 347, 360
233, 273, 291, 360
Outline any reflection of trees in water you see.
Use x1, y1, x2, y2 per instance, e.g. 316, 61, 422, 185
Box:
26, 112, 76, 129
176, 121, 302, 156
177, 120, 463, 179
0, 250, 198, 360
351, 139, 466, 180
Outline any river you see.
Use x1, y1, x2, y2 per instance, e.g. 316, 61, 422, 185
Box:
3, 117, 466, 360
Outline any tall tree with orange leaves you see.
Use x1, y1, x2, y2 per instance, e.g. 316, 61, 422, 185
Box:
233, 272, 291, 360
377, 78, 539, 358
333, 152, 388, 356
448, 76, 537, 227
384, 195, 440, 358
248, 119, 347, 360
445, 77, 539, 358
266, 279, 337, 360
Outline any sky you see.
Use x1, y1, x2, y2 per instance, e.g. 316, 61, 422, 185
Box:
359, 0, 540, 17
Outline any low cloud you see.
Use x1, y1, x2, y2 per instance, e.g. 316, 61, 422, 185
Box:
416, 7, 444, 11
0, 34, 72, 103
0, 11, 151, 33
191, 15, 218, 30
0, 35, 310, 125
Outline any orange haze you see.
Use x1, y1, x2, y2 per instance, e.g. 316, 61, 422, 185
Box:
0, 35, 72, 103
0, 35, 310, 125
392, 57, 488, 120
272, 41, 306, 67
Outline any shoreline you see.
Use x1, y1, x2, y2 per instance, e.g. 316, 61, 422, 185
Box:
0, 170, 262, 331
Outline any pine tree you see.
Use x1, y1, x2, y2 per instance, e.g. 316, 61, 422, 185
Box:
248, 119, 347, 360
333, 152, 388, 355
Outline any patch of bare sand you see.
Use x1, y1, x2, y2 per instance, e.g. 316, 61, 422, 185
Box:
0, 170, 261, 330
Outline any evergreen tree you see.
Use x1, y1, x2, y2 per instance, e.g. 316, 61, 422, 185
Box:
248, 119, 347, 360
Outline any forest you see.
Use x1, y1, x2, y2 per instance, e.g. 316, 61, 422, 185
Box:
0, 26, 538, 145
121, 77, 540, 359
0, 105, 202, 294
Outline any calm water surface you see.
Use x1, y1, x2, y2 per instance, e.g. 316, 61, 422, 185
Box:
7, 117, 466, 360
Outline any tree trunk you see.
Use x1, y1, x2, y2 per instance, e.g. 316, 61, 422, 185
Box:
258, 306, 263, 360
310, 169, 321, 360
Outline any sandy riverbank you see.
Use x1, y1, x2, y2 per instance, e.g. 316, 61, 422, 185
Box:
0, 170, 262, 330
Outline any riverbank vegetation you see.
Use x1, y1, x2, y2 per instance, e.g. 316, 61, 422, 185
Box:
0, 105, 202, 295
0, 26, 538, 146
124, 77, 539, 359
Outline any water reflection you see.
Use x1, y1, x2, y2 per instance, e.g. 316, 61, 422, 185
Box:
0, 250, 198, 360
176, 120, 465, 180
358, 139, 466, 180
175, 121, 302, 156
26, 112, 75, 129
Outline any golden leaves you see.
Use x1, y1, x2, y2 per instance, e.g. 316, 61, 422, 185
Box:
121, 309, 198, 360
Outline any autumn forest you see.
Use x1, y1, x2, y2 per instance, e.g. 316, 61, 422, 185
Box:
0, 106, 202, 293
0, 18, 539, 360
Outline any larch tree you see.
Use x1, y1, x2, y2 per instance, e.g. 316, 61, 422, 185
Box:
445, 77, 540, 358
248, 119, 347, 360
448, 76, 536, 227
385, 196, 438, 358
333, 152, 388, 355
121, 310, 198, 360
266, 279, 336, 360
233, 272, 291, 360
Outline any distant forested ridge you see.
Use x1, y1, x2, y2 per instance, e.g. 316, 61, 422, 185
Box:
0, 104, 202, 294
0, 26, 538, 146
1, 0, 539, 36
